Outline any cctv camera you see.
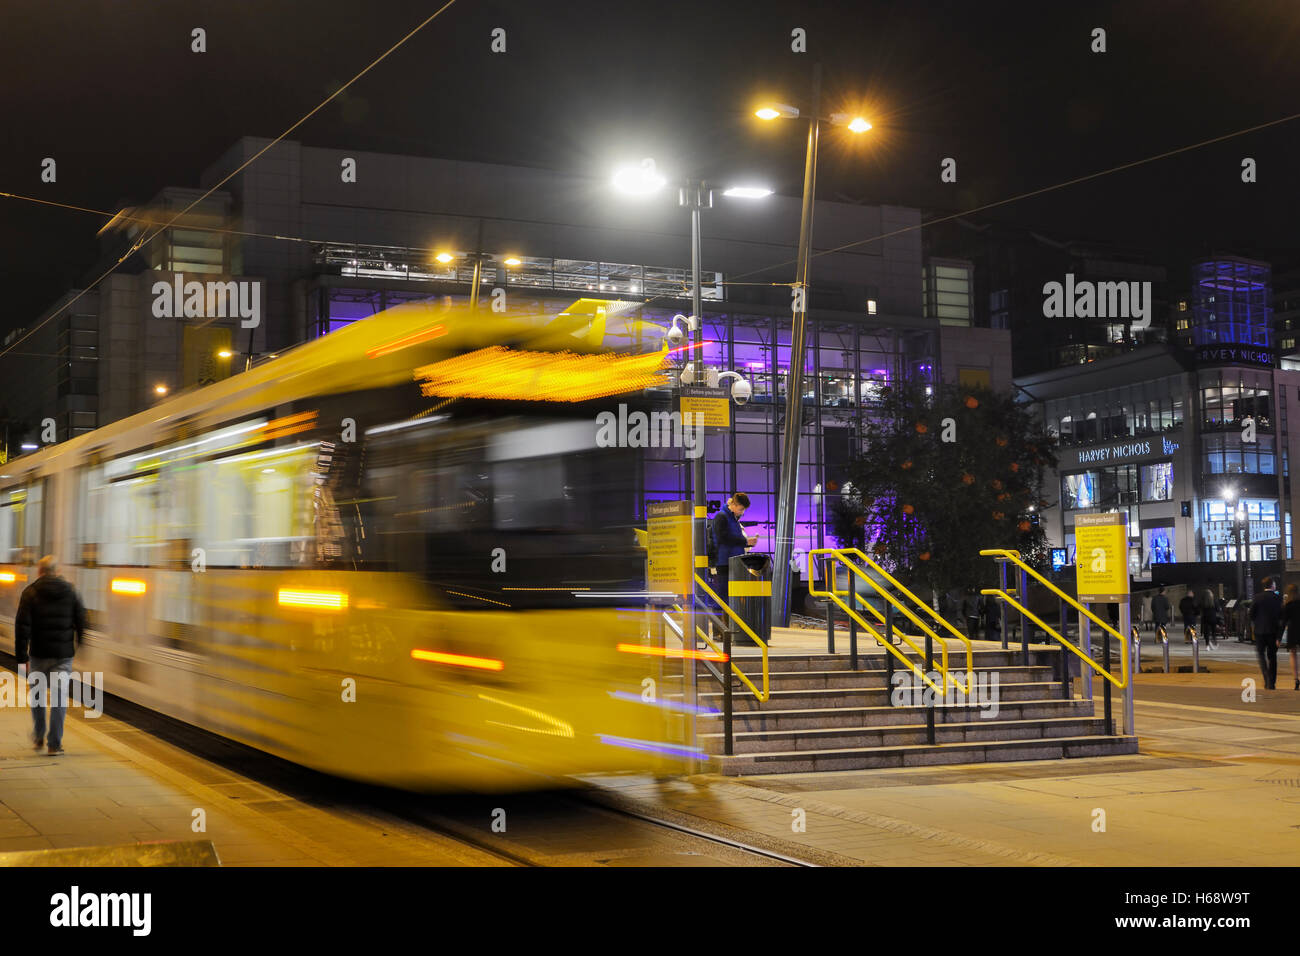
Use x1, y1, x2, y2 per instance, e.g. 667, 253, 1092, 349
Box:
731, 378, 752, 405
665, 325, 684, 347
679, 365, 696, 386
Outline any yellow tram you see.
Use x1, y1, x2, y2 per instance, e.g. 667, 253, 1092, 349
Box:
0, 298, 682, 790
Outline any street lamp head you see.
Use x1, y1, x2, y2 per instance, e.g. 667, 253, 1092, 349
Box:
434, 252, 454, 264
829, 112, 872, 133
1223, 486, 1236, 502
722, 186, 773, 199
216, 349, 233, 359
154, 384, 168, 396
756, 103, 800, 121
612, 159, 666, 196
502, 256, 522, 267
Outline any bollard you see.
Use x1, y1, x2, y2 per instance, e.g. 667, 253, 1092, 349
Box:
1161, 629, 1170, 673
1191, 630, 1199, 674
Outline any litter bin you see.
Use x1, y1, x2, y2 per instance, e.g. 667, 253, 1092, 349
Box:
727, 553, 773, 646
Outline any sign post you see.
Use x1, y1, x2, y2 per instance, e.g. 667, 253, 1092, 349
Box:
647, 500, 695, 751
1074, 512, 1133, 734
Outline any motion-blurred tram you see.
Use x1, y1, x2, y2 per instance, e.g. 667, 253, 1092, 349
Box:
0, 298, 683, 790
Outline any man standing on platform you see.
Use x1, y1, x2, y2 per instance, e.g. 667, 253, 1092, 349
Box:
14, 556, 87, 756
1251, 576, 1283, 690
710, 493, 756, 610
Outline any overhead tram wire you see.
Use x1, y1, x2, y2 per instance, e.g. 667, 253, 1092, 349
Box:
5, 105, 1296, 350
0, 0, 459, 363
627, 108, 1300, 314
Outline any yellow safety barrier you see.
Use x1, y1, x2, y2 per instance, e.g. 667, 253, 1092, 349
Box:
979, 548, 1129, 690
812, 547, 975, 693
691, 574, 770, 703
808, 550, 958, 696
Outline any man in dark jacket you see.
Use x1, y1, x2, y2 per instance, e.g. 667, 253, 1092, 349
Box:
710, 493, 756, 609
1179, 589, 1197, 642
1198, 586, 1219, 648
1151, 587, 1172, 639
1251, 577, 1283, 690
15, 556, 87, 755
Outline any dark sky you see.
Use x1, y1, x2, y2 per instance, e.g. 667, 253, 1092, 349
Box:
2, 0, 1298, 331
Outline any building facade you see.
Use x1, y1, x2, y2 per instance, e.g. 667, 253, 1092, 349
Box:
1023, 257, 1298, 592
0, 137, 1011, 562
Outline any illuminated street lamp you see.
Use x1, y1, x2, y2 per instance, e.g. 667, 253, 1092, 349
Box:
434, 242, 522, 309
755, 65, 873, 625
216, 349, 233, 359
613, 163, 770, 742
154, 384, 168, 396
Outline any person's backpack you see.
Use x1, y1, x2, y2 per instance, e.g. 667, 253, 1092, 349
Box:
706, 518, 719, 568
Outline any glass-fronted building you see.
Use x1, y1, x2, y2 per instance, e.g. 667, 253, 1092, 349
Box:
1024, 256, 1299, 588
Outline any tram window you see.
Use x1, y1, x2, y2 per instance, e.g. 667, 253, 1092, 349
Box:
0, 487, 24, 563
195, 445, 315, 568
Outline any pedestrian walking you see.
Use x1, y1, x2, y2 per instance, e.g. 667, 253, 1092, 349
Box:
1151, 586, 1172, 643
961, 588, 980, 640
980, 591, 1001, 643
1250, 576, 1283, 690
14, 556, 87, 756
1179, 588, 1198, 643
1198, 586, 1219, 649
1282, 584, 1300, 691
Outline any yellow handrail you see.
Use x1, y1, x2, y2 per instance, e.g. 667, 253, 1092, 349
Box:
808, 555, 949, 696
692, 574, 770, 703
979, 548, 1129, 689
813, 547, 976, 692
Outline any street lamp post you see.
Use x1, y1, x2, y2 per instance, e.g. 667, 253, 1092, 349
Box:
756, 67, 872, 626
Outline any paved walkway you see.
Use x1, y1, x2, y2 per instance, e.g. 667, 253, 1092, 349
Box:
0, 670, 505, 866
594, 651, 1300, 866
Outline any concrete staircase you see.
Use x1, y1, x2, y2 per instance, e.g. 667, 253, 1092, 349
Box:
696, 646, 1138, 775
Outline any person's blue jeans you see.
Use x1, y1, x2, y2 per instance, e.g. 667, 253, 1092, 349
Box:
27, 657, 74, 750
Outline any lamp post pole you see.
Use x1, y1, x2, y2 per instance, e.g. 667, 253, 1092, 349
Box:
772, 62, 821, 628
680, 181, 711, 734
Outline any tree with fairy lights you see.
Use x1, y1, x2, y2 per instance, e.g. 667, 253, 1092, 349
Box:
827, 380, 1056, 600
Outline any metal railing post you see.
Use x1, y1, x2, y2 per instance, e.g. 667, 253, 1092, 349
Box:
1192, 629, 1200, 673
885, 601, 895, 694
1081, 602, 1093, 702
848, 571, 859, 670
1059, 599, 1071, 699
1162, 628, 1170, 674
825, 559, 835, 654
1019, 566, 1030, 666
925, 631, 936, 744
722, 619, 733, 756
999, 560, 1009, 649
1102, 625, 1114, 736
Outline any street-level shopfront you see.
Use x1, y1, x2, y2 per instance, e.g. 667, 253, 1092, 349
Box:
1023, 346, 1300, 585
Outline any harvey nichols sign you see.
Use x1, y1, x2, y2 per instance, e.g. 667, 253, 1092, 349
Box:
1062, 434, 1182, 470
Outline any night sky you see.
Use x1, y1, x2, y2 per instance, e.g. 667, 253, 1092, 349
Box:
2, 0, 1298, 332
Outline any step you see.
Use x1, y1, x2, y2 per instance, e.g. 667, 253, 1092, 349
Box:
699, 665, 1058, 691
696, 696, 1095, 731
709, 734, 1140, 775
699, 716, 1107, 754
700, 680, 1070, 713
697, 648, 1063, 673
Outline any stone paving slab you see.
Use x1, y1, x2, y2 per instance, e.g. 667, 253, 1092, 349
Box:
0, 672, 506, 866
591, 658, 1300, 866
